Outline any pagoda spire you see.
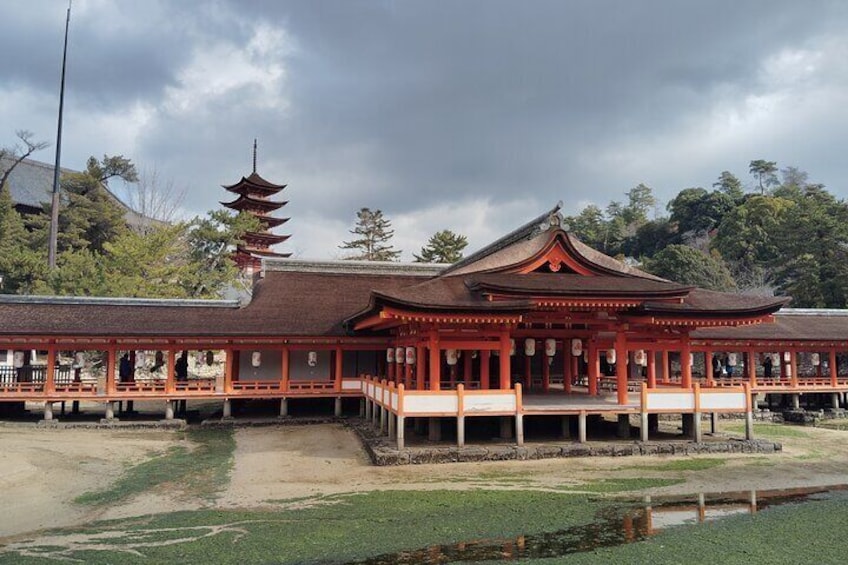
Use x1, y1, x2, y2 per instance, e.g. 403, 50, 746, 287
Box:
220, 142, 292, 273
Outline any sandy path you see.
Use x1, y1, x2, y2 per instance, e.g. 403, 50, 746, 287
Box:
4, 420, 848, 541
0, 425, 178, 538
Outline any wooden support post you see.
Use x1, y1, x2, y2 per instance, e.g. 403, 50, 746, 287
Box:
564, 348, 572, 394
499, 332, 511, 390
104, 402, 115, 421
380, 404, 387, 434
748, 349, 757, 387
693, 383, 703, 443
588, 341, 599, 396
515, 413, 524, 446
45, 347, 56, 394
705, 350, 714, 387
106, 347, 117, 395
789, 350, 798, 388
166, 349, 176, 394
578, 411, 587, 443
542, 352, 550, 392
744, 383, 754, 440
335, 347, 343, 392
405, 358, 413, 389
280, 398, 289, 417
615, 332, 628, 405
661, 350, 670, 382
281, 346, 290, 392
222, 399, 232, 419
388, 410, 396, 438
429, 334, 441, 391
480, 350, 491, 390
681, 340, 692, 389
164, 400, 174, 420
334, 396, 342, 417
647, 350, 656, 388
830, 349, 838, 387
397, 415, 405, 449
463, 351, 472, 385
416, 345, 425, 390
640, 383, 649, 442
457, 383, 465, 447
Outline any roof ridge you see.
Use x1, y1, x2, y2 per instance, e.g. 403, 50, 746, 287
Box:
0, 295, 240, 308
441, 202, 562, 275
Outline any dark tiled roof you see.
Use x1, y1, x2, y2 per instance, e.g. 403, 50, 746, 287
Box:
692, 310, 848, 342
468, 273, 690, 297
0, 156, 153, 229
639, 289, 788, 317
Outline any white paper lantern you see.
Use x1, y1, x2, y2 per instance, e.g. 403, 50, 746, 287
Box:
783, 351, 792, 362
446, 349, 458, 366
510, 339, 516, 356
13, 351, 24, 368
308, 351, 318, 367
785, 365, 793, 377
771, 353, 780, 366
728, 353, 737, 367
606, 349, 616, 365
73, 352, 85, 368
396, 347, 405, 365
405, 347, 416, 365
571, 338, 583, 357
525, 338, 536, 357
689, 353, 694, 367
251, 351, 262, 367
635, 350, 647, 367
812, 353, 821, 366
545, 338, 557, 357
386, 348, 395, 363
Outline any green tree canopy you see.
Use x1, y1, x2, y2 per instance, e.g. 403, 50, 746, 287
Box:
644, 245, 737, 292
414, 229, 468, 263
749, 159, 779, 194
340, 208, 401, 261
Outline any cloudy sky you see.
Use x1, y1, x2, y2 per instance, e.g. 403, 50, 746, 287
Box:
2, 0, 847, 260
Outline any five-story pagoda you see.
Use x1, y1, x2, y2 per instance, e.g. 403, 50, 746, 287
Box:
221, 141, 291, 273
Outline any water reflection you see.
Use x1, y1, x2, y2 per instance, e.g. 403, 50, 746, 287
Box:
346, 485, 848, 564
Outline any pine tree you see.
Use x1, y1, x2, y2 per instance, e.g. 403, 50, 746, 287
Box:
414, 229, 468, 263
340, 208, 401, 261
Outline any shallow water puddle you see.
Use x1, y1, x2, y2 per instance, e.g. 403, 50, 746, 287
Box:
347, 485, 848, 564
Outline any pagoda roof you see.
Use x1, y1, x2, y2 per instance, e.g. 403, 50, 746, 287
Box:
221, 194, 287, 212
257, 215, 289, 228
242, 231, 290, 245
222, 171, 287, 196
344, 205, 787, 330
236, 245, 291, 259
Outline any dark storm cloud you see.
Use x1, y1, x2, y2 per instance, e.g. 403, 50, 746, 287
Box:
2, 0, 848, 258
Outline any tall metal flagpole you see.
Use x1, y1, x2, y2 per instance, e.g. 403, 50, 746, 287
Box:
48, 0, 72, 269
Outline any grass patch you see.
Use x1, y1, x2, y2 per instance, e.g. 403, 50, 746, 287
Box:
0, 490, 610, 564
74, 427, 235, 506
724, 422, 810, 439
620, 457, 726, 472
557, 477, 684, 493
815, 419, 848, 431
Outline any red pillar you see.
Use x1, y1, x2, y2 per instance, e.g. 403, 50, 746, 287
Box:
463, 351, 472, 384
499, 333, 511, 389
830, 349, 838, 387
563, 347, 572, 394
647, 349, 656, 388
615, 332, 628, 405
705, 350, 714, 386
789, 350, 798, 388
681, 340, 692, 389
542, 352, 550, 392
281, 347, 290, 391
588, 340, 599, 396
45, 347, 57, 394
747, 349, 757, 387
335, 347, 343, 391
428, 335, 441, 391
480, 350, 491, 390
416, 345, 426, 390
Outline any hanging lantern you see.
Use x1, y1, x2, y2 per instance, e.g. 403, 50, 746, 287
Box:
206, 351, 215, 366
635, 350, 646, 367
308, 351, 318, 367
446, 349, 458, 366
545, 338, 557, 357
771, 353, 780, 367
396, 347, 405, 365
251, 351, 262, 367
728, 353, 737, 367
689, 353, 695, 367
812, 353, 821, 366
386, 348, 395, 363
471, 350, 478, 359
606, 349, 616, 365
510, 339, 516, 356
196, 351, 205, 366
13, 351, 24, 368
785, 364, 793, 377
783, 352, 792, 362
73, 352, 85, 368
405, 347, 416, 365
571, 338, 583, 357
525, 339, 536, 357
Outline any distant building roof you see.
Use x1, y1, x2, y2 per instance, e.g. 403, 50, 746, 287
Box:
0, 155, 154, 230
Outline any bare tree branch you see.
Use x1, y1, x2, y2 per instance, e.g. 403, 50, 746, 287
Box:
0, 130, 50, 190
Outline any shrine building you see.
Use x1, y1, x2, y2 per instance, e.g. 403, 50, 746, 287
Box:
2, 204, 848, 448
